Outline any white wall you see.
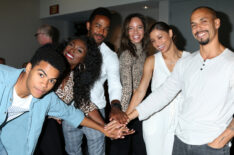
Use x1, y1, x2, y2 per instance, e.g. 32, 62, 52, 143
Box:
39, 1, 160, 51
0, 0, 41, 67
107, 1, 159, 50
170, 0, 234, 52
41, 19, 73, 42
40, 0, 147, 18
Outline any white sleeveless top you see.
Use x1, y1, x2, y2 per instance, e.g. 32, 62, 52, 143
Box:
150, 51, 190, 129
151, 51, 190, 91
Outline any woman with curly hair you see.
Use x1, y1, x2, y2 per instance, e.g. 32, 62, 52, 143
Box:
57, 36, 110, 155
35, 36, 104, 155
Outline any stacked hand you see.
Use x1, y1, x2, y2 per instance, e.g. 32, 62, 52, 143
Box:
109, 107, 129, 124
104, 120, 134, 139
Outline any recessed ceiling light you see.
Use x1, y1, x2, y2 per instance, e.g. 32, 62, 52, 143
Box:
143, 5, 149, 10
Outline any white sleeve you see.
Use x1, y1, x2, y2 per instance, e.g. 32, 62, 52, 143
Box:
136, 59, 183, 120
106, 53, 122, 102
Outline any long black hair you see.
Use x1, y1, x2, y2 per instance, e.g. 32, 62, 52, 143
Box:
57, 36, 102, 109
73, 36, 102, 108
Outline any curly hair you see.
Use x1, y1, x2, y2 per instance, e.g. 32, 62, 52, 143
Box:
31, 44, 67, 77
72, 36, 102, 109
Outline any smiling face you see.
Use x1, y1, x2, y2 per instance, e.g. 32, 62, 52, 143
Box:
150, 28, 173, 53
190, 8, 220, 45
128, 17, 144, 44
25, 61, 59, 98
87, 15, 110, 45
63, 39, 87, 69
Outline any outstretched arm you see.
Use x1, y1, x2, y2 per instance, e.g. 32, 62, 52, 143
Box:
80, 117, 133, 139
87, 109, 105, 126
105, 109, 139, 131
109, 51, 131, 124
126, 56, 154, 115
208, 118, 234, 148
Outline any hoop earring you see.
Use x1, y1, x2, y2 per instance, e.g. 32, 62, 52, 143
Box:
78, 63, 86, 72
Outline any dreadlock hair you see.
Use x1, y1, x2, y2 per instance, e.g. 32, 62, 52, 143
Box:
71, 36, 102, 109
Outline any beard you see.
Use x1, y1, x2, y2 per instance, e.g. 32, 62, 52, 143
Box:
198, 38, 209, 45
195, 30, 209, 45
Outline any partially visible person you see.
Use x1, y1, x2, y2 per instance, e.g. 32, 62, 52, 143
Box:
33, 24, 61, 155
35, 24, 59, 46
110, 13, 148, 155
0, 57, 6, 64
21, 62, 28, 68
126, 22, 190, 155
0, 45, 130, 155
125, 6, 234, 155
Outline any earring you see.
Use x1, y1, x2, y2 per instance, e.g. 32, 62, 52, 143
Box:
78, 63, 86, 72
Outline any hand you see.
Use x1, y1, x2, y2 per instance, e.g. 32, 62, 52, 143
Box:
104, 121, 135, 139
50, 117, 62, 124
109, 107, 129, 124
56, 119, 62, 124
105, 120, 125, 131
207, 138, 226, 149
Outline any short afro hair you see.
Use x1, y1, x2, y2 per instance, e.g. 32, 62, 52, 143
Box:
89, 7, 112, 23
30, 44, 66, 77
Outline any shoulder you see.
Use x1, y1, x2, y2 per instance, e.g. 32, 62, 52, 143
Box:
223, 49, 234, 66
120, 50, 132, 59
43, 91, 61, 103
119, 50, 133, 65
145, 55, 155, 64
224, 48, 234, 60
0, 65, 22, 83
181, 51, 197, 61
0, 64, 17, 72
182, 50, 192, 57
143, 55, 155, 71
100, 43, 118, 58
175, 51, 198, 70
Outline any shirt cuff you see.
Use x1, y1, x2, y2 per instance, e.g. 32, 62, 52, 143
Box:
136, 104, 146, 121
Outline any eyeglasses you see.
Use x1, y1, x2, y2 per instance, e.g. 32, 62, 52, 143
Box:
34, 33, 45, 37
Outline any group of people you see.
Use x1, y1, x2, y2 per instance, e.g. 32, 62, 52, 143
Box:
0, 5, 233, 155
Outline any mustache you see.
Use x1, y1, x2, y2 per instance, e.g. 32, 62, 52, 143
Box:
195, 30, 208, 37
95, 33, 104, 39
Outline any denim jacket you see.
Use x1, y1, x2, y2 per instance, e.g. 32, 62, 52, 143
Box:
0, 64, 85, 155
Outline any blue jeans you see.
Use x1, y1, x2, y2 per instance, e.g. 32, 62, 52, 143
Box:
172, 135, 230, 155
62, 109, 105, 155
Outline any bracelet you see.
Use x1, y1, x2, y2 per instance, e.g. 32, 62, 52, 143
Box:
111, 102, 122, 110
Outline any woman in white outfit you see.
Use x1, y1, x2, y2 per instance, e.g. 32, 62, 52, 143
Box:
126, 22, 190, 155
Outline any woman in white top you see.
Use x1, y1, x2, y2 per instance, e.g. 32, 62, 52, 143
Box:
126, 22, 190, 155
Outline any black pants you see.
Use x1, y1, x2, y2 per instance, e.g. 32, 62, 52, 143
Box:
34, 118, 65, 155
109, 119, 147, 155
